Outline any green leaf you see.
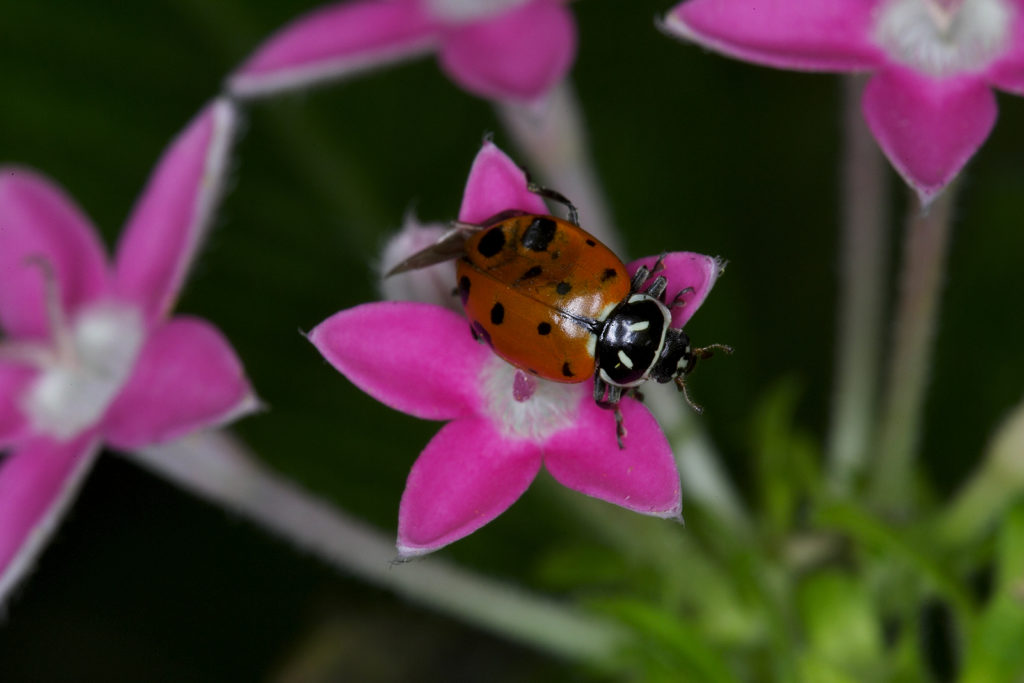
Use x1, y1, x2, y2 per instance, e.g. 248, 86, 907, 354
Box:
593, 598, 740, 683
814, 499, 976, 630
797, 570, 885, 679
961, 502, 1024, 682
750, 380, 821, 537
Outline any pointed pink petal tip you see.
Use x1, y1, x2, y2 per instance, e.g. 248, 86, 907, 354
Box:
114, 98, 238, 325
102, 317, 257, 451
0, 167, 110, 340
309, 302, 486, 421
458, 140, 548, 223
438, 1, 576, 102
544, 400, 682, 518
627, 252, 723, 328
397, 418, 542, 557
662, 0, 884, 72
229, 0, 439, 98
0, 434, 101, 608
862, 68, 996, 207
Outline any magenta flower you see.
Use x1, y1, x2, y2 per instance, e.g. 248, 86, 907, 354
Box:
0, 98, 258, 603
310, 142, 722, 557
663, 0, 1024, 203
228, 0, 576, 103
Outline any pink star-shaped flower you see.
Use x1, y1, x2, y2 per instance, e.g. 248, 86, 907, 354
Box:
310, 141, 722, 557
228, 0, 576, 103
663, 0, 1024, 203
0, 98, 258, 604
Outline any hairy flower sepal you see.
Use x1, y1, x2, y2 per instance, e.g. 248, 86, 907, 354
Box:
310, 302, 683, 558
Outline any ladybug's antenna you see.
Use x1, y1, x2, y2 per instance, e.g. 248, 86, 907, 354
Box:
674, 343, 734, 414
694, 344, 734, 360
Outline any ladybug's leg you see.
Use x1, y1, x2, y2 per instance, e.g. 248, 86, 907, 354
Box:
670, 286, 694, 309
630, 266, 650, 292
593, 377, 627, 449
646, 275, 668, 301
526, 181, 580, 226
630, 253, 669, 294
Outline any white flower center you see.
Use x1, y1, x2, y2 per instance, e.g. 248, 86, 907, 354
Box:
479, 357, 580, 442
875, 0, 1012, 76
21, 303, 144, 441
424, 0, 531, 24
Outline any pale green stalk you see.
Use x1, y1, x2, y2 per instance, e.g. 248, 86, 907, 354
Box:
937, 398, 1024, 548
126, 432, 629, 663
869, 187, 957, 511
826, 76, 890, 494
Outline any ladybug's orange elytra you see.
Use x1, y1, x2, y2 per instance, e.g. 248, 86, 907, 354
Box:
457, 212, 630, 383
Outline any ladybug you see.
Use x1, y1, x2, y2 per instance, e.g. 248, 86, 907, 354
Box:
389, 185, 729, 448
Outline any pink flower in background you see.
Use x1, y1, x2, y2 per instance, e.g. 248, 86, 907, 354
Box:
310, 142, 722, 556
663, 0, 1024, 203
0, 98, 258, 605
229, 0, 576, 103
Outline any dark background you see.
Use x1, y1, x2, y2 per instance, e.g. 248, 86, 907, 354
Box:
1, 0, 1023, 679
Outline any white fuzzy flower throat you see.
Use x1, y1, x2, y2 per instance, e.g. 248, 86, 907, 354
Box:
480, 357, 579, 442
875, 0, 1012, 76
21, 303, 144, 441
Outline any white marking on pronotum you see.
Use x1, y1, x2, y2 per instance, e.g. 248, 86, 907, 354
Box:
627, 320, 650, 332
617, 350, 634, 369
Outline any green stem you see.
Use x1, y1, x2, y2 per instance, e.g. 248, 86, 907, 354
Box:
826, 75, 890, 494
125, 432, 629, 664
870, 186, 957, 512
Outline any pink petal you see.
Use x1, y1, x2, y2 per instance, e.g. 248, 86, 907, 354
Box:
663, 0, 884, 72
458, 141, 548, 224
544, 399, 681, 518
102, 317, 257, 450
0, 361, 35, 446
397, 417, 542, 557
310, 302, 486, 421
985, 9, 1024, 95
863, 68, 997, 204
0, 433, 100, 607
228, 0, 439, 98
438, 1, 576, 102
114, 99, 238, 326
0, 168, 110, 341
627, 252, 723, 328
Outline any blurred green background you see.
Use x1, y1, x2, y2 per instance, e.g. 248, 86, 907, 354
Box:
2, 0, 1024, 680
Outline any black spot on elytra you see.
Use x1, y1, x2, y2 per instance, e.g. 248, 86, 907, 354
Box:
585, 239, 596, 247
601, 268, 617, 282
521, 265, 542, 280
458, 276, 471, 304
556, 281, 571, 295
561, 362, 574, 378
537, 322, 552, 335
477, 227, 506, 258
490, 302, 505, 325
471, 320, 492, 347
521, 217, 557, 251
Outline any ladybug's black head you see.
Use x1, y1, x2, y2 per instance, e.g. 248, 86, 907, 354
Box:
650, 328, 695, 383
